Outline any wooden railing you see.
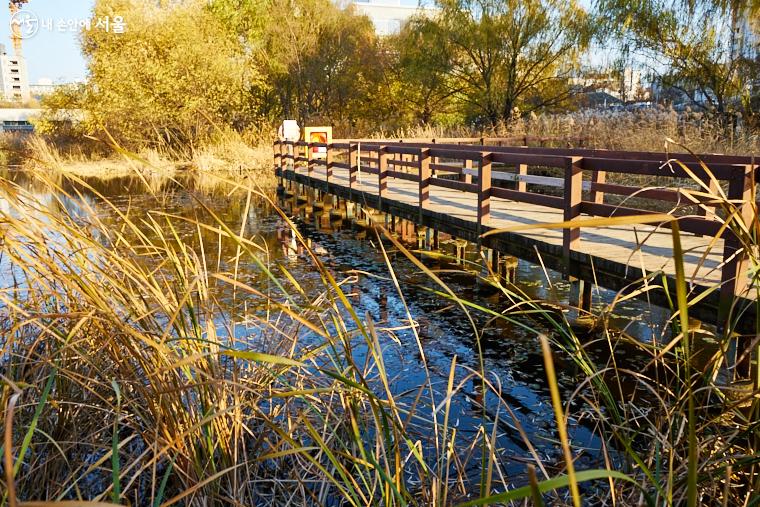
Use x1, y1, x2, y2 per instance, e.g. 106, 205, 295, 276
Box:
274, 138, 758, 305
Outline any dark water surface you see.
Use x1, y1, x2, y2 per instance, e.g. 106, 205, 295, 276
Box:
2, 170, 682, 494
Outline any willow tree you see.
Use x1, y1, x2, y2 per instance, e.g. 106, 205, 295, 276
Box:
389, 17, 460, 125
79, 0, 258, 147
596, 0, 760, 125
433, 0, 593, 125
225, 0, 385, 130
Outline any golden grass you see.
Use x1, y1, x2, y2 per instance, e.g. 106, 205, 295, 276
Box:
18, 129, 276, 188
385, 109, 760, 155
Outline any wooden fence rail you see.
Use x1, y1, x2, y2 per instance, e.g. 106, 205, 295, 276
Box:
274, 138, 758, 323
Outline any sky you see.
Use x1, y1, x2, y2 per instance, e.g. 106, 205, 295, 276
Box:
0, 0, 618, 86
0, 0, 93, 84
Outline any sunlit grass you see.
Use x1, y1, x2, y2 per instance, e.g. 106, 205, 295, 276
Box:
0, 155, 758, 505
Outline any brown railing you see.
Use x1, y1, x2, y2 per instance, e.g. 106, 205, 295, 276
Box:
274, 138, 757, 304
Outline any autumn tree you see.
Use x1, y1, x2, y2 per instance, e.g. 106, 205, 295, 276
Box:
212, 0, 385, 130
432, 0, 593, 125
78, 0, 260, 147
388, 17, 459, 125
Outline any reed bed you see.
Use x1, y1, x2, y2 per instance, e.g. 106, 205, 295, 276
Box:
387, 109, 760, 155
12, 127, 275, 186
0, 157, 758, 506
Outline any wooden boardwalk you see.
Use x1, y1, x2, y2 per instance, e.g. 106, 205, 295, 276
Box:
274, 139, 757, 328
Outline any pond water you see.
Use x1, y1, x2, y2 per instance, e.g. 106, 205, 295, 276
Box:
1, 169, 683, 496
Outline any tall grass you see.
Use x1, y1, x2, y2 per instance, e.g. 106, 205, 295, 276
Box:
1, 153, 757, 506
18, 127, 275, 185
386, 109, 760, 155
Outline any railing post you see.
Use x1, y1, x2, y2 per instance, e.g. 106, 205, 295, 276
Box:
378, 145, 389, 209
280, 141, 288, 172
720, 164, 755, 377
462, 158, 473, 184
326, 143, 333, 183
349, 142, 359, 197
477, 153, 492, 234
306, 142, 313, 178
590, 170, 606, 204
431, 138, 437, 178
419, 148, 431, 222
517, 163, 528, 192
563, 156, 584, 266
698, 178, 720, 223
274, 140, 283, 187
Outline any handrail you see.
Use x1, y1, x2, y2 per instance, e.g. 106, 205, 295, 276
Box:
273, 138, 758, 303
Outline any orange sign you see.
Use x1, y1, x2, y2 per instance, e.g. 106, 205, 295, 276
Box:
304, 126, 332, 159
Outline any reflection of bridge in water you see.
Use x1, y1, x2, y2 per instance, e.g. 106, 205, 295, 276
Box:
274, 137, 757, 368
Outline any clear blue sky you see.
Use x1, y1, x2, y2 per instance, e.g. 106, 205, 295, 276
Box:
0, 0, 93, 84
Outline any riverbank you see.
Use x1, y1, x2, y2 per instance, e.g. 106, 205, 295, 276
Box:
1, 130, 277, 187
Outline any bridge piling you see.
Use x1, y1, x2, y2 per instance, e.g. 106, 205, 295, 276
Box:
275, 137, 759, 376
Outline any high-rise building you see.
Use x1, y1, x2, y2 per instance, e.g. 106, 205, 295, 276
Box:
0, 44, 31, 103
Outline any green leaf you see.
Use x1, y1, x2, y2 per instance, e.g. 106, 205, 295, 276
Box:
221, 350, 304, 367
455, 469, 649, 507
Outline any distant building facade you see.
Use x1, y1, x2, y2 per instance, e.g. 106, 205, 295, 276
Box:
348, 0, 438, 36
622, 67, 649, 102
0, 44, 31, 102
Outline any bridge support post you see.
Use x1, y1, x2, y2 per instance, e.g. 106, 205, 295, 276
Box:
719, 164, 755, 379
497, 256, 519, 285
417, 227, 427, 250
455, 239, 468, 265
481, 248, 494, 280
570, 279, 593, 312
562, 157, 584, 273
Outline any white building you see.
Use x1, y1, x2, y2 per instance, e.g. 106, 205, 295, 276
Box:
0, 44, 30, 103
622, 67, 648, 102
349, 0, 438, 36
